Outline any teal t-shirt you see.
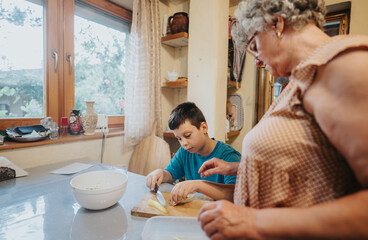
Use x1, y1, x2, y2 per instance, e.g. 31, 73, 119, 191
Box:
164, 141, 241, 184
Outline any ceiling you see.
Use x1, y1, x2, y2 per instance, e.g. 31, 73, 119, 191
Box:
109, 0, 134, 11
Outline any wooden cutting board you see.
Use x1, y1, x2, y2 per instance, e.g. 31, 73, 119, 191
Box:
128, 121, 171, 176
131, 191, 212, 218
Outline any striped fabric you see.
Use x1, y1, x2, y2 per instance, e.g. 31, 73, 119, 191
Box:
234, 35, 368, 208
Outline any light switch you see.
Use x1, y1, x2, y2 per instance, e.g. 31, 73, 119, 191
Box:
96, 114, 108, 129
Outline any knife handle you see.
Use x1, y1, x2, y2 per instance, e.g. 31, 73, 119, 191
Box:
153, 183, 159, 193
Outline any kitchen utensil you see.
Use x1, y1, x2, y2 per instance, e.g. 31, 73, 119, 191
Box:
142, 216, 209, 240
128, 121, 171, 176
168, 12, 189, 34
131, 191, 212, 218
70, 170, 128, 210
153, 183, 167, 208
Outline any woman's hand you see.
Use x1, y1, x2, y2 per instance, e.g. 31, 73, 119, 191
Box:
198, 200, 260, 240
170, 180, 199, 205
198, 158, 239, 177
146, 169, 165, 191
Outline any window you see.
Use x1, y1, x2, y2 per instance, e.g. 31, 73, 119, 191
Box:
74, 1, 129, 117
324, 2, 350, 36
0, 0, 131, 130
0, 0, 45, 119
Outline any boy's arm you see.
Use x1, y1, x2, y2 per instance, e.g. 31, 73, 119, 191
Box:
170, 180, 235, 204
196, 181, 234, 201
162, 169, 176, 183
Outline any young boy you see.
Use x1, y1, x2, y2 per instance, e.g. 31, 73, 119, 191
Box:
146, 102, 241, 204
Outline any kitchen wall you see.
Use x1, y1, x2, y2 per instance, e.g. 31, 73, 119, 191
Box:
187, 0, 228, 141
1, 135, 128, 169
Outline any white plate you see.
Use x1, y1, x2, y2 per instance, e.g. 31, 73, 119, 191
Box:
142, 216, 209, 240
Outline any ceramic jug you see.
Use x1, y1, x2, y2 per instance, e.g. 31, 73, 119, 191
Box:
69, 109, 82, 135
168, 12, 189, 34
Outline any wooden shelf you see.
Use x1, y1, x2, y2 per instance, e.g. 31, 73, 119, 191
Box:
161, 32, 188, 47
0, 128, 124, 150
162, 79, 188, 88
163, 131, 175, 138
228, 80, 241, 88
226, 130, 240, 138
227, 68, 241, 88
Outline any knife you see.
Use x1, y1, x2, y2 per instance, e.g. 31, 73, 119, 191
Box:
153, 183, 167, 208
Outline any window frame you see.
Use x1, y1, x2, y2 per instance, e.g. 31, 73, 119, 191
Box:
0, 0, 131, 130
325, 12, 350, 36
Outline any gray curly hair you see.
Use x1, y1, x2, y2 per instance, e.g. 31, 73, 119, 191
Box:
232, 0, 326, 46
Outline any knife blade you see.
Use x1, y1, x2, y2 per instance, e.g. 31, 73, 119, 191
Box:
153, 183, 167, 208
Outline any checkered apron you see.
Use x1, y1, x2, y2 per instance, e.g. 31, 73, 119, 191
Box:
234, 35, 368, 208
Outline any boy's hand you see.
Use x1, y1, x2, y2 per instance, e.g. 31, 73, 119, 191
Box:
146, 169, 165, 191
170, 180, 199, 204
198, 158, 240, 177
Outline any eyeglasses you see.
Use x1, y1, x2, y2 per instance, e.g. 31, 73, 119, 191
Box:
245, 31, 258, 58
245, 31, 264, 67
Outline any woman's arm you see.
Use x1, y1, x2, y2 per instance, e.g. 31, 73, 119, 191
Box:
198, 158, 240, 177
304, 48, 368, 187
199, 190, 368, 239
254, 190, 368, 239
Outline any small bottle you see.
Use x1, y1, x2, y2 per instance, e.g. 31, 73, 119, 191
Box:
60, 117, 68, 136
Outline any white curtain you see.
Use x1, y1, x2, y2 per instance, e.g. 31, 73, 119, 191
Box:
124, 0, 162, 149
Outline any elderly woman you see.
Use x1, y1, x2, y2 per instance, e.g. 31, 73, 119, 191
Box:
197, 0, 368, 239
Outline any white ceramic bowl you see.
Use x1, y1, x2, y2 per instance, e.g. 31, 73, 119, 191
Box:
70, 170, 128, 210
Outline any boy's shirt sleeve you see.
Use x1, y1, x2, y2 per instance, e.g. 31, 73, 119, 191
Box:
164, 147, 185, 180
221, 144, 241, 184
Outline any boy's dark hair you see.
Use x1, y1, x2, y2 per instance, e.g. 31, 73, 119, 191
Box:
168, 102, 206, 130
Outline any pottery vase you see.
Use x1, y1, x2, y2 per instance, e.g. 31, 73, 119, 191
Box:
81, 101, 98, 135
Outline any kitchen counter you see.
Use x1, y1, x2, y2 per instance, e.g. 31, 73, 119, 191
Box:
0, 159, 149, 240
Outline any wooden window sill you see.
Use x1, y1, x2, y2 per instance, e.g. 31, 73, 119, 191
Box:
0, 129, 124, 150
